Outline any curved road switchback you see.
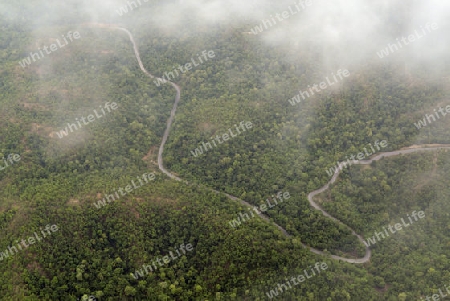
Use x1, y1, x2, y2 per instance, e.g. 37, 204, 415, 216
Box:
93, 24, 450, 264
117, 27, 185, 183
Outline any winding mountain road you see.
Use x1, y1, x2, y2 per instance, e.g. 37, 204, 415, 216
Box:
102, 24, 450, 264
307, 145, 450, 263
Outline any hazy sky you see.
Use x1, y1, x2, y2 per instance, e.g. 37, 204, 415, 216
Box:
2, 0, 448, 70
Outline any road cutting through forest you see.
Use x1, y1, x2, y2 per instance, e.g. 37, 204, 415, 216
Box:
87, 24, 450, 264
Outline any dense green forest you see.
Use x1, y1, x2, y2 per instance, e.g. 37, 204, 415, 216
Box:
0, 0, 450, 300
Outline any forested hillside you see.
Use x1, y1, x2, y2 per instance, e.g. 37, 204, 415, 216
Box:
0, 0, 449, 300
